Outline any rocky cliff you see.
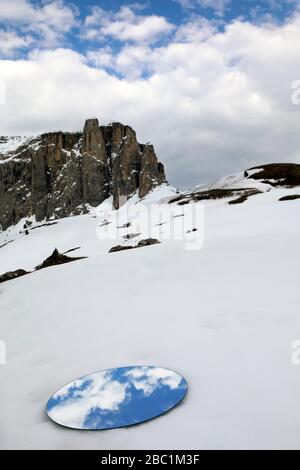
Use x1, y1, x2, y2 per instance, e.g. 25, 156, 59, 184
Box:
0, 119, 166, 230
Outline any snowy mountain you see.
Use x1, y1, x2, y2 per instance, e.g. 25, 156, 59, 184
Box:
0, 119, 166, 231
0, 162, 300, 449
0, 136, 33, 156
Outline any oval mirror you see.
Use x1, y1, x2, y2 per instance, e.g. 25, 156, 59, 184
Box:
46, 366, 188, 430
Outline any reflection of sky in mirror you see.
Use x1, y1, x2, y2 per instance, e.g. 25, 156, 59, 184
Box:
47, 366, 188, 430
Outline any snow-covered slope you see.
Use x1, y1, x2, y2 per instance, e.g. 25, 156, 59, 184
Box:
0, 136, 32, 156
199, 168, 272, 191
0, 182, 300, 449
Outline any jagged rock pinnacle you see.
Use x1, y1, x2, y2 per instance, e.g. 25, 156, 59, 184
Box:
0, 118, 167, 230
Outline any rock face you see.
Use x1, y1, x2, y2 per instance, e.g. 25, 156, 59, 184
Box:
0, 119, 166, 230
139, 144, 166, 200
81, 119, 109, 207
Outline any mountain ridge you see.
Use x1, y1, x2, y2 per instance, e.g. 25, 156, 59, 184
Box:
0, 118, 166, 231
1, 118, 300, 233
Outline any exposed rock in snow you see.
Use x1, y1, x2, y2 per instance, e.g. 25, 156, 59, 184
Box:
170, 164, 300, 207
0, 248, 87, 284
35, 248, 87, 270
169, 188, 263, 206
109, 238, 160, 253
0, 136, 33, 156
279, 194, 300, 201
0, 268, 28, 284
247, 163, 300, 188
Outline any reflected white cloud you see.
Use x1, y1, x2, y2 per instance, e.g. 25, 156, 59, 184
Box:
125, 367, 183, 396
50, 371, 129, 428
47, 366, 187, 430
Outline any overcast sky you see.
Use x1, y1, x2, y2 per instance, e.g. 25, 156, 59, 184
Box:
0, 0, 300, 188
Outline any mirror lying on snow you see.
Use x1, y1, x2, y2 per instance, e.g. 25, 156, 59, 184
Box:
46, 366, 188, 430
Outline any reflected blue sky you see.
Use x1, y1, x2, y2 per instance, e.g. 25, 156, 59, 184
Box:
47, 366, 188, 430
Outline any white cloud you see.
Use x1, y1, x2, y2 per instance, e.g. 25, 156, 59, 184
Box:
83, 5, 174, 44
0, 0, 78, 51
1, 15, 300, 188
38, 0, 78, 32
87, 47, 115, 70
175, 17, 218, 42
0, 0, 78, 28
0, 0, 35, 22
88, 44, 154, 79
0, 30, 33, 56
50, 371, 129, 428
175, 0, 231, 16
125, 367, 182, 395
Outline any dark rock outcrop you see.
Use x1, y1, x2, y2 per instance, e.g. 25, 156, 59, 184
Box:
0, 269, 28, 284
137, 238, 161, 247
109, 245, 134, 253
35, 248, 86, 270
169, 188, 262, 205
279, 194, 300, 201
109, 238, 160, 253
228, 189, 262, 205
139, 144, 166, 199
0, 248, 86, 284
0, 119, 167, 230
247, 164, 300, 187
169, 163, 300, 208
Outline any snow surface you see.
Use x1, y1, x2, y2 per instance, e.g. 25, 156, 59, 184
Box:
0, 184, 300, 449
191, 169, 273, 193
0, 136, 31, 156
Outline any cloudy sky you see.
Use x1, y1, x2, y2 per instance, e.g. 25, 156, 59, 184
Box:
0, 0, 300, 187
